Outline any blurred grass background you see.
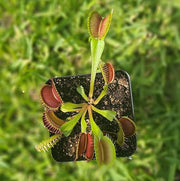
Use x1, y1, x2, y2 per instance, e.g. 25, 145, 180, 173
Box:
0, 0, 180, 180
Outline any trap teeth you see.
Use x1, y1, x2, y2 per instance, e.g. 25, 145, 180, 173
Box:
35, 134, 62, 152
100, 62, 115, 84
42, 110, 65, 133
103, 62, 115, 83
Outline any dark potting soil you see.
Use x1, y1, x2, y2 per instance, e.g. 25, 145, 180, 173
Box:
47, 70, 136, 162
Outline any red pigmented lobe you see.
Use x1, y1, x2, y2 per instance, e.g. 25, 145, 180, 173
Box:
41, 84, 61, 109
85, 133, 94, 160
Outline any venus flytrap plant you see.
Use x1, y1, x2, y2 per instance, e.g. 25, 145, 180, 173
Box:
36, 10, 136, 166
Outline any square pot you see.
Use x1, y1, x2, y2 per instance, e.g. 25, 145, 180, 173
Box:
46, 70, 136, 162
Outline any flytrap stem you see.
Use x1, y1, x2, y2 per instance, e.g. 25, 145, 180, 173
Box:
89, 39, 104, 99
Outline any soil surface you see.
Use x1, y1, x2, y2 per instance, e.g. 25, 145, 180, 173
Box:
47, 70, 136, 162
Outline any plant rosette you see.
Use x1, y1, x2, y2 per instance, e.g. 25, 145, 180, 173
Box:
36, 10, 137, 165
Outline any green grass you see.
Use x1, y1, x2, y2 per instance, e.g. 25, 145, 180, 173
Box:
0, 0, 180, 180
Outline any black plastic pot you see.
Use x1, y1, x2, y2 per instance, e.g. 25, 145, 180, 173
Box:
47, 70, 136, 162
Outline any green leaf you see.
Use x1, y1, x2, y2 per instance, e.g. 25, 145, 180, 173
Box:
116, 122, 124, 146
94, 135, 116, 165
88, 107, 103, 139
61, 111, 84, 136
81, 110, 87, 133
91, 39, 105, 76
90, 117, 103, 139
76, 86, 89, 102
94, 85, 108, 105
35, 133, 62, 152
91, 105, 116, 121
89, 39, 105, 98
61, 102, 84, 113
